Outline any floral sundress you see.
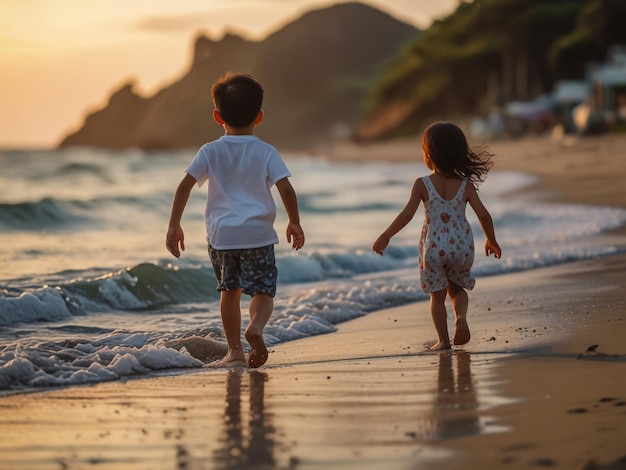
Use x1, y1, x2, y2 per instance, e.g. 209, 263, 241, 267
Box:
418, 176, 475, 293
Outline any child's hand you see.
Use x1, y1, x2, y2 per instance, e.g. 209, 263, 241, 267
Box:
372, 235, 389, 255
485, 239, 501, 259
166, 225, 185, 258
287, 222, 305, 251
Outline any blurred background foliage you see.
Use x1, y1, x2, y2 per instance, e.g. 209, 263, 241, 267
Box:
364, 0, 626, 138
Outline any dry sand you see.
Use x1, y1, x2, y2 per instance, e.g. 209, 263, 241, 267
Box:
1, 133, 626, 469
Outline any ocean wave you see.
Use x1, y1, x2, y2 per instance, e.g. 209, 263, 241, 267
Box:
0, 192, 175, 231
277, 245, 417, 281
0, 198, 89, 230
0, 247, 416, 327
52, 162, 112, 181
0, 263, 219, 327
4, 233, 625, 330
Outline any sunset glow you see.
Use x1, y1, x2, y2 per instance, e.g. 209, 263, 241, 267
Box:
0, 0, 458, 148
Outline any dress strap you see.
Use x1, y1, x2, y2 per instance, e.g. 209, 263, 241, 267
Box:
421, 175, 435, 199
423, 175, 467, 201
455, 179, 468, 200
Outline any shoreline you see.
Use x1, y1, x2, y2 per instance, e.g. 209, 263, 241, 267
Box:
327, 132, 626, 210
1, 133, 626, 469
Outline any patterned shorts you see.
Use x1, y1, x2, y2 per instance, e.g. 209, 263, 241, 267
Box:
208, 245, 277, 297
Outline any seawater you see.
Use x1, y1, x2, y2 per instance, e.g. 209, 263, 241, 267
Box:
1, 148, 625, 392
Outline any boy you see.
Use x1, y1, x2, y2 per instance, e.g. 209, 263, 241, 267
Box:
166, 72, 305, 368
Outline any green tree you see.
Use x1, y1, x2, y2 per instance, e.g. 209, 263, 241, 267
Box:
360, 0, 613, 140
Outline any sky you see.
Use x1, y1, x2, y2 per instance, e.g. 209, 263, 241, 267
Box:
0, 0, 459, 148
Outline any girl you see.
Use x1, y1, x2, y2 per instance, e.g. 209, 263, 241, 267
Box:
373, 121, 501, 351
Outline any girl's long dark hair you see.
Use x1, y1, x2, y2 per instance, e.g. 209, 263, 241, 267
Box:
422, 121, 493, 186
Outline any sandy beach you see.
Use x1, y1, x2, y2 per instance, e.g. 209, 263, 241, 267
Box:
1, 133, 626, 469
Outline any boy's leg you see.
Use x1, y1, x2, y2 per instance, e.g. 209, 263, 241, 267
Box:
448, 282, 470, 345
239, 245, 277, 368
245, 294, 272, 368
429, 288, 451, 350
207, 246, 247, 366
216, 288, 247, 365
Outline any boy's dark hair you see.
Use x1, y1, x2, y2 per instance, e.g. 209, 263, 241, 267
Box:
422, 121, 493, 186
211, 72, 264, 128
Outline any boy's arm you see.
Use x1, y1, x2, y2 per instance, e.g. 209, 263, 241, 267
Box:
166, 173, 197, 258
466, 185, 502, 259
275, 177, 305, 251
373, 179, 423, 255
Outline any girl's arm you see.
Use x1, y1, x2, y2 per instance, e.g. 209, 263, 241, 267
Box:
166, 173, 197, 258
373, 179, 423, 255
275, 177, 305, 251
466, 184, 502, 259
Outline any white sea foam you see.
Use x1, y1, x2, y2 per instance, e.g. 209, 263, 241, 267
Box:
0, 337, 203, 389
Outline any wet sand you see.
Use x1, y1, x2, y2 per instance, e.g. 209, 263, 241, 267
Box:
1, 133, 626, 469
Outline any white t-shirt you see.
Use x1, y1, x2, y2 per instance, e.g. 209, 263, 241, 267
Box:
186, 135, 291, 250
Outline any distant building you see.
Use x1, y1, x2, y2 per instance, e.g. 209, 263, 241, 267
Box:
552, 80, 589, 133
589, 46, 626, 121
574, 45, 626, 133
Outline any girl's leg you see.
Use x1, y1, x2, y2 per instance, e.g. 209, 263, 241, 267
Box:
448, 282, 470, 345
215, 289, 247, 365
245, 294, 273, 368
429, 288, 451, 350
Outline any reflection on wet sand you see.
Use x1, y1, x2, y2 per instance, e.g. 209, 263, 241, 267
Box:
418, 351, 482, 440
213, 370, 275, 469
204, 351, 506, 467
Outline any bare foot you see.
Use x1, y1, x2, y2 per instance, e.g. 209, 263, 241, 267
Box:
453, 317, 471, 345
428, 340, 452, 351
245, 327, 268, 368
